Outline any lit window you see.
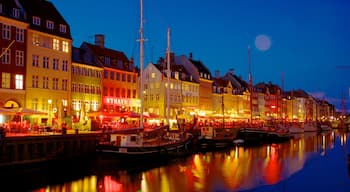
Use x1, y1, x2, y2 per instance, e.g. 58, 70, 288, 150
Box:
151, 72, 155, 78
1, 48, 10, 64
15, 50, 24, 66
59, 24, 67, 33
32, 16, 41, 26
2, 24, 11, 40
1, 72, 10, 88
46, 20, 54, 29
32, 34, 40, 46
15, 74, 23, 89
12, 8, 19, 18
62, 41, 69, 52
53, 38, 59, 50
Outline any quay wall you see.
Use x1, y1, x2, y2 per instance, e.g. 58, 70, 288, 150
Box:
0, 133, 100, 168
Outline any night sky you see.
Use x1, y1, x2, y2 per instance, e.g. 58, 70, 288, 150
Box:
51, 0, 350, 111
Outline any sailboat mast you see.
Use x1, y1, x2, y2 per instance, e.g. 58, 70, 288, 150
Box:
248, 45, 253, 124
139, 0, 144, 129
166, 28, 171, 126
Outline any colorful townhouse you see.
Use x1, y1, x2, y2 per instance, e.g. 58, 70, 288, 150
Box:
71, 46, 103, 130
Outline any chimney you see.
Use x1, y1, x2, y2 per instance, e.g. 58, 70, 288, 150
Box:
215, 70, 220, 78
189, 52, 193, 60
229, 68, 235, 75
95, 34, 105, 48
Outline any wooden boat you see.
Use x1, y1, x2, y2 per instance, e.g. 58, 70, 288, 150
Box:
235, 126, 291, 146
96, 128, 194, 161
197, 126, 239, 150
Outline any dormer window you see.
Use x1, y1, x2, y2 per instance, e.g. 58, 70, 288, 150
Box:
13, 8, 19, 18
175, 72, 179, 80
33, 16, 41, 26
46, 20, 54, 29
105, 56, 110, 65
59, 24, 67, 33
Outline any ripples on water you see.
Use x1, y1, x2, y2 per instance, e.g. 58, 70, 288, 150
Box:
5, 130, 350, 192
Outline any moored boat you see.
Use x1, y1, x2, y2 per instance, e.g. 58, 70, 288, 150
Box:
96, 128, 194, 161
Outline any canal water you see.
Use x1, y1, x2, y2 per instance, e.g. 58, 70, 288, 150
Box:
3, 130, 350, 192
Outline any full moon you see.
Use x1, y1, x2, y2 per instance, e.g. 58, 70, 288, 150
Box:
255, 34, 271, 51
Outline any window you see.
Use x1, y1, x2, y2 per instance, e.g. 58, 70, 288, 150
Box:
62, 79, 68, 91
15, 50, 24, 66
85, 85, 89, 93
32, 75, 39, 88
53, 38, 59, 50
1, 48, 10, 64
1, 73, 10, 88
0, 4, 2, 13
43, 76, 49, 89
110, 71, 114, 80
32, 98, 38, 110
127, 74, 131, 82
2, 24, 11, 39
109, 88, 114, 96
116, 73, 120, 80
32, 34, 39, 46
52, 78, 58, 90
32, 16, 41, 26
46, 20, 54, 29
104, 71, 108, 79
59, 24, 67, 33
43, 56, 49, 68
53, 58, 59, 70
62, 41, 69, 52
16, 28, 24, 42
15, 74, 23, 89
32, 55, 39, 67
12, 8, 19, 18
105, 56, 110, 65
62, 60, 68, 71
122, 74, 126, 81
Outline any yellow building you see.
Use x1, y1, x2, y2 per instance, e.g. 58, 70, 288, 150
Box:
21, 0, 72, 129
71, 47, 103, 131
143, 54, 199, 127
176, 54, 211, 117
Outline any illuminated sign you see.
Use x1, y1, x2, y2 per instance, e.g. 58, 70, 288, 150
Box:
103, 97, 140, 106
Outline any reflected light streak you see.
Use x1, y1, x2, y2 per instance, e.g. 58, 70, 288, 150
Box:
141, 173, 148, 192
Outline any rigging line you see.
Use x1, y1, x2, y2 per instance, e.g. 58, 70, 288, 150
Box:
0, 40, 15, 59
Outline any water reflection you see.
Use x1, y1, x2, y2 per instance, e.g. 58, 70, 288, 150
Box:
32, 131, 349, 192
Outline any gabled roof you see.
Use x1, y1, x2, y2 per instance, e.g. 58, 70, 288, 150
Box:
18, 0, 71, 39
213, 77, 230, 88
82, 42, 132, 71
0, 0, 26, 22
72, 46, 103, 68
285, 89, 309, 98
189, 59, 212, 79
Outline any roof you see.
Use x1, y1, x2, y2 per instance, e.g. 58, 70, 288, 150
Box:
82, 42, 133, 72
189, 59, 212, 79
0, 0, 26, 22
72, 46, 103, 68
18, 0, 72, 39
